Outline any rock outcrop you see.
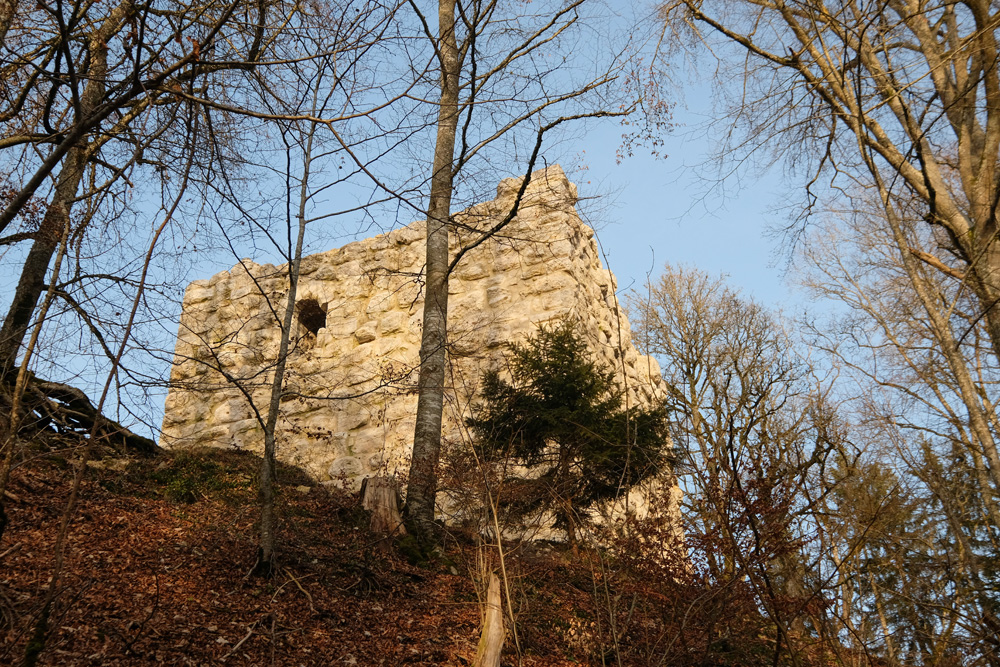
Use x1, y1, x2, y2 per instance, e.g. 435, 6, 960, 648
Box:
161, 166, 667, 491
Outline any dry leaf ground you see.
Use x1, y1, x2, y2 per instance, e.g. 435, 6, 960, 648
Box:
0, 447, 592, 667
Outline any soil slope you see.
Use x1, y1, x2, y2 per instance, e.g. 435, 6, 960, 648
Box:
0, 448, 589, 666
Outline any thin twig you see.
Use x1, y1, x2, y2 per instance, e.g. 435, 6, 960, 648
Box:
222, 621, 258, 661
281, 568, 316, 613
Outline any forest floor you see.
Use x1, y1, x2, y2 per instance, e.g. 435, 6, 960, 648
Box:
0, 446, 597, 667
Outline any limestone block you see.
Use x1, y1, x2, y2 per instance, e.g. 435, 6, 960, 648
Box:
354, 322, 377, 344
491, 250, 520, 272
517, 258, 550, 280
541, 288, 577, 312
451, 334, 480, 357
342, 277, 370, 300
184, 281, 213, 306
297, 357, 326, 378
314, 331, 336, 350
366, 293, 397, 316
324, 316, 359, 339
195, 424, 239, 446
208, 270, 231, 287
394, 224, 422, 246
328, 457, 365, 490
211, 398, 245, 424
229, 280, 259, 301
531, 273, 573, 294
231, 419, 262, 438
339, 409, 371, 432
644, 356, 662, 380
456, 260, 490, 281
163, 386, 188, 410
339, 260, 362, 278
368, 453, 394, 471
312, 262, 341, 281
484, 328, 510, 349
215, 347, 240, 368
485, 285, 509, 308
379, 311, 409, 335
316, 431, 347, 456
339, 347, 371, 372
169, 360, 201, 381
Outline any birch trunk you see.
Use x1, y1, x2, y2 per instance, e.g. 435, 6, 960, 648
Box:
405, 0, 460, 545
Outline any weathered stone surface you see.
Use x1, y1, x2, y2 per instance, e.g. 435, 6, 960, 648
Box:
161, 166, 667, 492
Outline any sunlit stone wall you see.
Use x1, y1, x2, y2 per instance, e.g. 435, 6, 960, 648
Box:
161, 166, 669, 495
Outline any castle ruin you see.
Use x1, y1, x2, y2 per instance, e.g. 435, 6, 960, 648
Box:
160, 166, 668, 493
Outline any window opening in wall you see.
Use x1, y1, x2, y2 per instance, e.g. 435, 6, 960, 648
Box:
297, 299, 327, 336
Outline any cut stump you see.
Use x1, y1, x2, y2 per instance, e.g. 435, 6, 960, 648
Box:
360, 475, 405, 536
474, 572, 504, 667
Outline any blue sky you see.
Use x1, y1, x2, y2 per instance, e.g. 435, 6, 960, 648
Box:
0, 26, 814, 436
570, 91, 801, 311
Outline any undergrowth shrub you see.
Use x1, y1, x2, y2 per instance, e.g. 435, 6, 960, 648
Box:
106, 447, 311, 504
461, 319, 673, 546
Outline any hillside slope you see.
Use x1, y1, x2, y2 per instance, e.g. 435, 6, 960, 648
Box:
0, 448, 604, 666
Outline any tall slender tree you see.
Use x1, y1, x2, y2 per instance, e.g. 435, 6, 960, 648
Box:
403, 0, 648, 545
659, 0, 1000, 505
655, 4, 1000, 655
0, 0, 294, 535
406, 0, 461, 544
799, 203, 1000, 660
631, 265, 852, 661
160, 1, 412, 571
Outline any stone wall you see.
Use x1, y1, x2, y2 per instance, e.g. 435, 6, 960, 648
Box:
161, 166, 668, 492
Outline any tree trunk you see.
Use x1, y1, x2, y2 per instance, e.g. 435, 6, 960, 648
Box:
0, 155, 85, 379
563, 496, 578, 556
474, 572, 505, 667
254, 121, 316, 575
405, 0, 460, 546
883, 193, 1000, 498
0, 221, 72, 547
362, 475, 406, 536
0, 9, 118, 378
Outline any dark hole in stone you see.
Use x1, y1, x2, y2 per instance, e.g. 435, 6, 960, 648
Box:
297, 299, 326, 336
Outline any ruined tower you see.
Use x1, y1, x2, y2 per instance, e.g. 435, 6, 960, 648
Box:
161, 166, 668, 491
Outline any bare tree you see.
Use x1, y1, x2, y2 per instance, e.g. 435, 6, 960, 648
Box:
253, 102, 322, 576
248, 19, 392, 572
20, 170, 187, 667
0, 0, 301, 544
630, 264, 849, 663
654, 6, 1000, 658
0, 0, 285, 382
159, 1, 416, 572
402, 0, 645, 545
799, 204, 1000, 663
660, 0, 1000, 507
405, 0, 462, 545
0, 0, 418, 572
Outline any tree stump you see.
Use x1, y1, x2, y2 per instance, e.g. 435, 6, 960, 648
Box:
474, 572, 504, 667
360, 475, 405, 536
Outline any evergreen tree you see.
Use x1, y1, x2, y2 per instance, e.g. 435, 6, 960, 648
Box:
468, 319, 672, 546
